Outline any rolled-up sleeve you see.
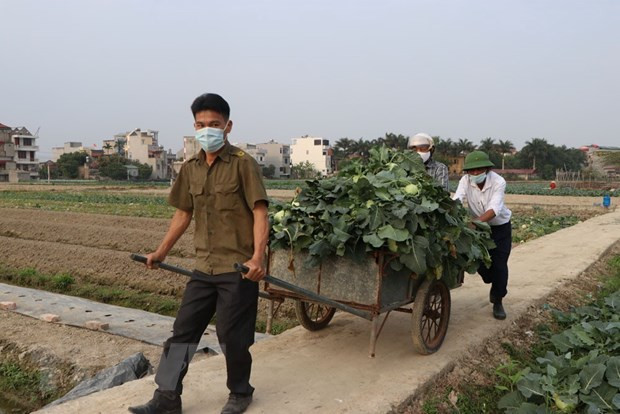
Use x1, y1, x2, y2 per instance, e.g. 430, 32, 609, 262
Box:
488, 179, 506, 216
240, 158, 269, 210
452, 176, 467, 203
168, 163, 193, 212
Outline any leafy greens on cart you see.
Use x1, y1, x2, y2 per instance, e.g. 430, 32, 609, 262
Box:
269, 145, 495, 285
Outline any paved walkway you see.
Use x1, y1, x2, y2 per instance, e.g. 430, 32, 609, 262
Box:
36, 209, 620, 414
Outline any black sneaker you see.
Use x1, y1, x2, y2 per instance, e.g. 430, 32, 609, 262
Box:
221, 393, 253, 414
489, 292, 497, 304
128, 390, 182, 414
493, 302, 507, 320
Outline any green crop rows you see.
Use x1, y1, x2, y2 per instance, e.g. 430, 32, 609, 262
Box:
0, 191, 174, 218
512, 214, 583, 244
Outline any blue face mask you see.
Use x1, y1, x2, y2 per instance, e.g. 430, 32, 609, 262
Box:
195, 123, 227, 153
470, 172, 487, 184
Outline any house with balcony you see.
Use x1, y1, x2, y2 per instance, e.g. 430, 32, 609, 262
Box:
123, 128, 168, 180
0, 123, 38, 181
257, 140, 291, 178
11, 127, 39, 180
290, 135, 333, 176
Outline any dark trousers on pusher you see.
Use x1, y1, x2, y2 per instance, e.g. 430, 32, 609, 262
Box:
478, 222, 512, 299
154, 270, 258, 396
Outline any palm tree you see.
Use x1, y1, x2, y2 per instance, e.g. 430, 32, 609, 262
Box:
333, 138, 356, 159
521, 138, 551, 170
434, 137, 455, 157
103, 143, 113, 155
497, 139, 515, 169
497, 139, 515, 155
114, 139, 126, 157
378, 133, 408, 150
456, 138, 476, 154
351, 138, 374, 159
478, 137, 496, 154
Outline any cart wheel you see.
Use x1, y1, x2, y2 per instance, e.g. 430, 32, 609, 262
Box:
295, 300, 336, 331
411, 278, 451, 355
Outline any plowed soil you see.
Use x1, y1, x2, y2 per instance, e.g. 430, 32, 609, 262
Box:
0, 208, 200, 296
0, 209, 195, 258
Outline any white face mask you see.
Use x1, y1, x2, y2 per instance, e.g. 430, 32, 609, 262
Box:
470, 172, 487, 184
417, 151, 431, 163
195, 121, 229, 153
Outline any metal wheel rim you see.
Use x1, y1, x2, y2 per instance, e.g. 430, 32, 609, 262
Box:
420, 282, 449, 349
303, 301, 332, 323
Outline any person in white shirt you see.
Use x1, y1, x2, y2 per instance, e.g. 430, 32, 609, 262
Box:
453, 151, 512, 320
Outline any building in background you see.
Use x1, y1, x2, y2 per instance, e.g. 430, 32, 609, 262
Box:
258, 140, 290, 178
51, 142, 84, 161
122, 128, 168, 180
182, 136, 201, 161
0, 123, 38, 182
234, 143, 267, 168
102, 133, 128, 156
446, 155, 466, 176
290, 135, 332, 175
172, 136, 200, 179
0, 123, 18, 182
580, 144, 620, 178
11, 127, 39, 180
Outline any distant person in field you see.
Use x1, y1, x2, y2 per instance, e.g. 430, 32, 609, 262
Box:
452, 150, 512, 320
129, 93, 269, 414
407, 133, 449, 191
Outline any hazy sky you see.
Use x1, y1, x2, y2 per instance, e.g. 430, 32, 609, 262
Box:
1, 0, 618, 160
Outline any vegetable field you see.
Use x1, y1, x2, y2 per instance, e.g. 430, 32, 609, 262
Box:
511, 210, 593, 244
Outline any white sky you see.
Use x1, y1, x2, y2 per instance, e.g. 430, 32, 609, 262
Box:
1, 0, 618, 160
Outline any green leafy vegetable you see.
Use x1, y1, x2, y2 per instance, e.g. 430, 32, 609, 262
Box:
269, 145, 494, 283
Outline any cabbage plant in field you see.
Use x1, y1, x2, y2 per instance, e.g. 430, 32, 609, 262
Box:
269, 145, 495, 284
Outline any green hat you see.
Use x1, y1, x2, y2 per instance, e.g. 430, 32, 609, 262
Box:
463, 151, 494, 170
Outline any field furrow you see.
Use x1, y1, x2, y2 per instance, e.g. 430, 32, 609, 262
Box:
0, 235, 193, 296
0, 209, 195, 257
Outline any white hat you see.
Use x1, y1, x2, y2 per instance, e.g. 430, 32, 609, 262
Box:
408, 133, 434, 149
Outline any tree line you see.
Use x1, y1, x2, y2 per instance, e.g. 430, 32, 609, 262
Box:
42, 151, 152, 180
332, 134, 585, 179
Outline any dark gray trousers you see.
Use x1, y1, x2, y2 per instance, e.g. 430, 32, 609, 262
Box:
155, 270, 258, 396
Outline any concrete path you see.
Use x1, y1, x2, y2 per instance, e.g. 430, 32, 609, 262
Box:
36, 209, 620, 414
0, 284, 268, 354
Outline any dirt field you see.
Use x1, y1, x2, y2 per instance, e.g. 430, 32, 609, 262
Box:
0, 209, 195, 258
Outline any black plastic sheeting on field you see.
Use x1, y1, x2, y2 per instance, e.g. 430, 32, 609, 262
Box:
43, 352, 152, 409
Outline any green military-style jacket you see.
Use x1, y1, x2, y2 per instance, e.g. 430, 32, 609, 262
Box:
169, 142, 268, 275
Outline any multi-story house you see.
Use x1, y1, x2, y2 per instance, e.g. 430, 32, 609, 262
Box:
290, 135, 332, 176
257, 140, 290, 178
11, 127, 39, 180
122, 128, 168, 180
0, 123, 38, 182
